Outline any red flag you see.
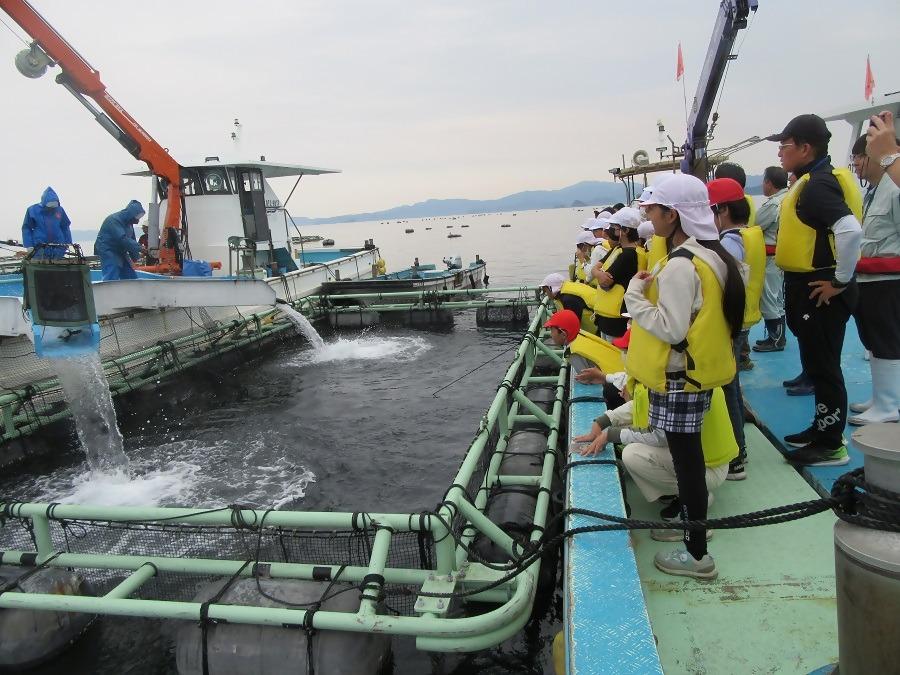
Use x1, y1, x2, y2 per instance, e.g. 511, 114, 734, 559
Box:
676, 42, 685, 81
865, 55, 875, 101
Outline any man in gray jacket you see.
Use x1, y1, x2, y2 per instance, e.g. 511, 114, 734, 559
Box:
753, 166, 790, 352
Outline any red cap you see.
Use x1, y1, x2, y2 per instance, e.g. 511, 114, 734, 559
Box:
707, 177, 745, 206
611, 328, 631, 350
543, 309, 580, 344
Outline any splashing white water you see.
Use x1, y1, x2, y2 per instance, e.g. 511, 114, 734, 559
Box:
49, 462, 201, 507
297, 335, 432, 365
25, 439, 317, 509
51, 354, 128, 473
278, 304, 324, 349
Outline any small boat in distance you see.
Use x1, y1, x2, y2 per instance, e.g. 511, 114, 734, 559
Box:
322, 238, 335, 246
500, 223, 511, 228
404, 228, 414, 233
448, 233, 462, 238
461, 224, 469, 228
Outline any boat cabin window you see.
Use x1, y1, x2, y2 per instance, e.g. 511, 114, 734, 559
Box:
240, 172, 264, 193
201, 169, 231, 195
181, 174, 201, 197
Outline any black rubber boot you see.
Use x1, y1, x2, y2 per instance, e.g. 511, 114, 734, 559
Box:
753, 317, 786, 352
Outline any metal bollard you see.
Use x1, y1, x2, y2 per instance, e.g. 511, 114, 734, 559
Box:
834, 423, 900, 674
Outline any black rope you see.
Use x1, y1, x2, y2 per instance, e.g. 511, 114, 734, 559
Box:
431, 345, 519, 398
411, 468, 900, 600
0, 552, 62, 595
199, 560, 252, 675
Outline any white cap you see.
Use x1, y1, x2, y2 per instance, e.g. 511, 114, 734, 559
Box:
637, 221, 656, 240
591, 216, 611, 231
608, 206, 642, 230
606, 371, 628, 392
541, 272, 566, 295
580, 218, 598, 230
640, 174, 719, 241
637, 186, 654, 203
576, 230, 599, 246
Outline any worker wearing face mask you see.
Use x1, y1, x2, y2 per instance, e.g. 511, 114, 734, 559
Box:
21, 186, 73, 259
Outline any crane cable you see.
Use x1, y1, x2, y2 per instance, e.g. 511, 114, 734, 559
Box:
709, 8, 758, 141
0, 15, 29, 47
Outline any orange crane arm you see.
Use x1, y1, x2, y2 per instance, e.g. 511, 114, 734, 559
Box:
2, 0, 182, 273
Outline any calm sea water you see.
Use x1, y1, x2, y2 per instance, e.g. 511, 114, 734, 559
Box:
2, 207, 594, 674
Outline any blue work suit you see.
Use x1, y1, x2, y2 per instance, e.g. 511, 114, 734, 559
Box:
94, 201, 145, 281
22, 187, 72, 259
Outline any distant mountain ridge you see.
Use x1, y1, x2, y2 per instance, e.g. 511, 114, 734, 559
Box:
292, 180, 636, 225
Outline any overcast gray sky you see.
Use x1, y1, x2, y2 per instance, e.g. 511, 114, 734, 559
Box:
0, 0, 896, 239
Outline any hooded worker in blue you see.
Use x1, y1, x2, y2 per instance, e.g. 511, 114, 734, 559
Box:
21, 187, 73, 259
94, 200, 145, 280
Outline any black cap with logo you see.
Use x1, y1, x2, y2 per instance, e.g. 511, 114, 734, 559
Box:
766, 114, 832, 144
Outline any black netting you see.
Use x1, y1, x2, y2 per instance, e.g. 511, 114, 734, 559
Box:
0, 515, 433, 617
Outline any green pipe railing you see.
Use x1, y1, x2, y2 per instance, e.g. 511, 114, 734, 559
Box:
319, 299, 540, 314
0, 298, 567, 654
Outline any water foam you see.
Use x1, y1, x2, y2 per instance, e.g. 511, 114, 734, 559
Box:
300, 335, 432, 364
27, 459, 201, 507
25, 436, 317, 510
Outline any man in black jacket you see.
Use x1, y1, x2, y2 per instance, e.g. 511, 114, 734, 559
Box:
767, 114, 863, 466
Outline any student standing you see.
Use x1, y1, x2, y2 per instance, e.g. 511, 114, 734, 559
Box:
625, 174, 746, 579
708, 177, 762, 481
592, 207, 645, 338
753, 166, 790, 352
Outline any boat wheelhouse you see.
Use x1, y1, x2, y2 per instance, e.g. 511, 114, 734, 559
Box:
125, 158, 341, 275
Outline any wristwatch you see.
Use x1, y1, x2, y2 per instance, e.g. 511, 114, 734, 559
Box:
880, 153, 900, 169
830, 277, 849, 289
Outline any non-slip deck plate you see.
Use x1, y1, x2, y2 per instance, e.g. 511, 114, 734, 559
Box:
565, 376, 662, 675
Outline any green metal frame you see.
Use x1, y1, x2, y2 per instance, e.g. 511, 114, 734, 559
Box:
297, 285, 541, 318
0, 300, 568, 653
1, 309, 288, 444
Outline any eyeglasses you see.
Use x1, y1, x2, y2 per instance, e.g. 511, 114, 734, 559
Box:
778, 143, 796, 151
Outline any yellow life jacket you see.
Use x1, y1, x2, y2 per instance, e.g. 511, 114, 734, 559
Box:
601, 246, 622, 268
635, 246, 648, 272
559, 280, 598, 333
647, 235, 668, 271
745, 195, 756, 228
722, 225, 766, 329
592, 246, 646, 319
552, 298, 563, 312
567, 330, 626, 374
625, 249, 736, 392
775, 168, 863, 273
632, 383, 738, 467
569, 251, 592, 282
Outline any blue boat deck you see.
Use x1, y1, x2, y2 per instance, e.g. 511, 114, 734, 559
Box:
564, 321, 870, 673
0, 270, 163, 298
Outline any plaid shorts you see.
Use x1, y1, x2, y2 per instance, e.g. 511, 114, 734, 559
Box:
648, 380, 712, 433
